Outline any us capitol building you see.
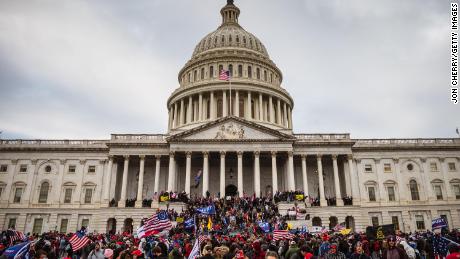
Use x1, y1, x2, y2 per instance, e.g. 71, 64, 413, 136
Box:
0, 1, 459, 235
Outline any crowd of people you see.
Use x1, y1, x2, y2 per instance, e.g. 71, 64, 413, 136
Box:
1, 195, 459, 259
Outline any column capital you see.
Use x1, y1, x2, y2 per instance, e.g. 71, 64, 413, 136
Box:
186, 151, 192, 158
419, 157, 426, 163
287, 151, 293, 157
155, 155, 162, 160
169, 151, 175, 157
11, 159, 18, 165
203, 151, 209, 157
79, 159, 86, 165
347, 154, 353, 160
31, 159, 38, 165
254, 151, 260, 157
139, 155, 146, 160
355, 158, 361, 163
301, 154, 307, 160
237, 151, 243, 157
99, 159, 106, 164
271, 151, 277, 156
123, 155, 130, 160
59, 159, 66, 165
439, 157, 445, 162
316, 154, 322, 160
331, 154, 338, 160
108, 155, 114, 161
393, 158, 400, 163
374, 158, 381, 163
220, 151, 226, 157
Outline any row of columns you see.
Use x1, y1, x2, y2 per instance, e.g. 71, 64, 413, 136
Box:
169, 90, 293, 129
109, 153, 353, 208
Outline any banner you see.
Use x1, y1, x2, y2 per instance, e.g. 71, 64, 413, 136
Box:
310, 226, 328, 233
340, 229, 352, 235
365, 224, 395, 240
184, 218, 195, 229
258, 222, 270, 233
196, 205, 216, 215
432, 217, 448, 230
295, 194, 304, 201
160, 195, 170, 202
3, 241, 30, 259
176, 217, 184, 223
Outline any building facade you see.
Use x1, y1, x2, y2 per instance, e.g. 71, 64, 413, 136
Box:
1, 1, 460, 235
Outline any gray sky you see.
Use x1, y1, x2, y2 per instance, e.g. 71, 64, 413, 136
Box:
0, 0, 457, 139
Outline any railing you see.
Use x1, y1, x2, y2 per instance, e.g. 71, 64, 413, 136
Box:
354, 138, 460, 146
111, 134, 167, 141
294, 134, 351, 141
0, 139, 107, 145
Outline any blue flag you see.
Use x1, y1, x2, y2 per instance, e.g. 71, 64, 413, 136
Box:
196, 205, 216, 215
185, 218, 195, 229
258, 222, 270, 233
3, 241, 30, 259
432, 217, 448, 230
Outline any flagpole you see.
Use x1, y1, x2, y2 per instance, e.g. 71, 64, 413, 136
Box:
229, 76, 232, 116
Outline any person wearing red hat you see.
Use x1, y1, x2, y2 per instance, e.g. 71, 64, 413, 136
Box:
325, 244, 346, 259
446, 243, 460, 259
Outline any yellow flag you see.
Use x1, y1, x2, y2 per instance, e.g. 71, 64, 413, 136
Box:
287, 223, 293, 230
295, 194, 304, 201
340, 229, 352, 235
207, 216, 213, 230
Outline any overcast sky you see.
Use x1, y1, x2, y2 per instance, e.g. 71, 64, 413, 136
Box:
0, 0, 457, 139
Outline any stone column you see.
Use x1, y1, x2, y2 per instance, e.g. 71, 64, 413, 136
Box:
103, 156, 113, 204
271, 151, 278, 195
283, 103, 288, 127
420, 158, 434, 201
1, 160, 18, 204
185, 152, 192, 197
198, 93, 203, 121
179, 99, 184, 125
202, 152, 209, 197
237, 151, 243, 197
53, 159, 65, 205
173, 102, 178, 128
118, 155, 129, 208
135, 155, 145, 208
277, 99, 282, 125
288, 107, 293, 129
167, 152, 175, 192
154, 155, 161, 194
259, 94, 263, 121
220, 151, 226, 198
332, 155, 343, 206
247, 92, 252, 120
235, 91, 239, 117
269, 96, 274, 123
375, 159, 385, 203
288, 152, 295, 191
348, 155, 360, 204
187, 96, 193, 123
223, 91, 228, 117
168, 108, 173, 130
254, 151, 261, 197
301, 155, 309, 197
317, 155, 327, 206
393, 158, 405, 202
439, 158, 452, 200
210, 92, 215, 120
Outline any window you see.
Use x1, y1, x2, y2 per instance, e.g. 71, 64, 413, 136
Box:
19, 165, 27, 173
60, 219, 68, 233
387, 186, 396, 201
409, 180, 420, 200
8, 218, 16, 229
33, 218, 43, 234
238, 65, 243, 77
84, 189, 93, 204
371, 216, 379, 227
45, 165, 51, 173
64, 188, 72, 203
228, 64, 233, 77
449, 162, 457, 171
88, 166, 96, 173
68, 165, 76, 173
430, 162, 438, 172
453, 184, 460, 199
209, 66, 214, 78
392, 216, 400, 230
0, 165, 7, 172
364, 164, 373, 173
256, 68, 260, 79
270, 73, 273, 83
193, 70, 197, 82
200, 68, 204, 80
264, 70, 267, 81
248, 66, 252, 78
219, 65, 223, 74
0, 186, 3, 198
38, 182, 50, 203
407, 163, 413, 171
188, 73, 191, 82
415, 215, 425, 230
384, 163, 392, 173
368, 186, 376, 201
82, 219, 89, 228
434, 186, 443, 200
13, 188, 23, 203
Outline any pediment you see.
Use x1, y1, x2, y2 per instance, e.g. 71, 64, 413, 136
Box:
167, 116, 295, 142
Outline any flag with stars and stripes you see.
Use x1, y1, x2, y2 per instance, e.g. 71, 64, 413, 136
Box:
7, 229, 26, 247
219, 69, 230, 81
188, 238, 201, 259
69, 228, 90, 252
273, 230, 295, 241
137, 211, 172, 238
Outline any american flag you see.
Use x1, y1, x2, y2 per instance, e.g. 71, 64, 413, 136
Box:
7, 229, 26, 246
273, 230, 295, 241
137, 211, 172, 238
188, 238, 201, 259
69, 229, 90, 252
198, 234, 209, 243
219, 69, 230, 81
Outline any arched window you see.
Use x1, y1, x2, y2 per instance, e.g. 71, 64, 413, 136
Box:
409, 180, 420, 200
210, 66, 214, 78
264, 70, 267, 81
39, 182, 49, 203
256, 68, 260, 79
228, 64, 233, 77
201, 68, 204, 80
243, 36, 246, 45
236, 35, 239, 43
270, 73, 273, 83
221, 35, 225, 43
229, 35, 232, 43
188, 73, 191, 83
193, 70, 197, 82
312, 217, 322, 227
238, 65, 243, 77
248, 66, 252, 78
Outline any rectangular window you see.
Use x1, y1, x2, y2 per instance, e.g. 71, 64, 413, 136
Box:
209, 66, 214, 78
415, 215, 425, 230
387, 186, 396, 201
371, 216, 379, 227
81, 219, 89, 228
0, 165, 8, 172
88, 166, 96, 173
32, 218, 43, 234
364, 164, 373, 173
448, 162, 457, 171
0, 186, 4, 198
84, 189, 92, 204
8, 218, 17, 229
64, 189, 72, 203
368, 186, 376, 201
13, 188, 23, 203
60, 219, 68, 233
453, 184, 460, 199
392, 216, 400, 230
430, 162, 438, 172
384, 163, 392, 173
434, 186, 443, 200
19, 165, 27, 173
68, 165, 76, 173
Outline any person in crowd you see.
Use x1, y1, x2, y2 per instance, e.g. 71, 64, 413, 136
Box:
382, 236, 408, 259
325, 244, 346, 259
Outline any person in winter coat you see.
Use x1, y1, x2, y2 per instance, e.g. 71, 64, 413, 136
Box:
252, 241, 266, 259
325, 244, 346, 259
399, 241, 415, 259
285, 241, 300, 259
382, 236, 408, 259
350, 245, 370, 259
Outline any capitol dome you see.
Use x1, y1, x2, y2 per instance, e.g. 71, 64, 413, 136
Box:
167, 0, 294, 134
